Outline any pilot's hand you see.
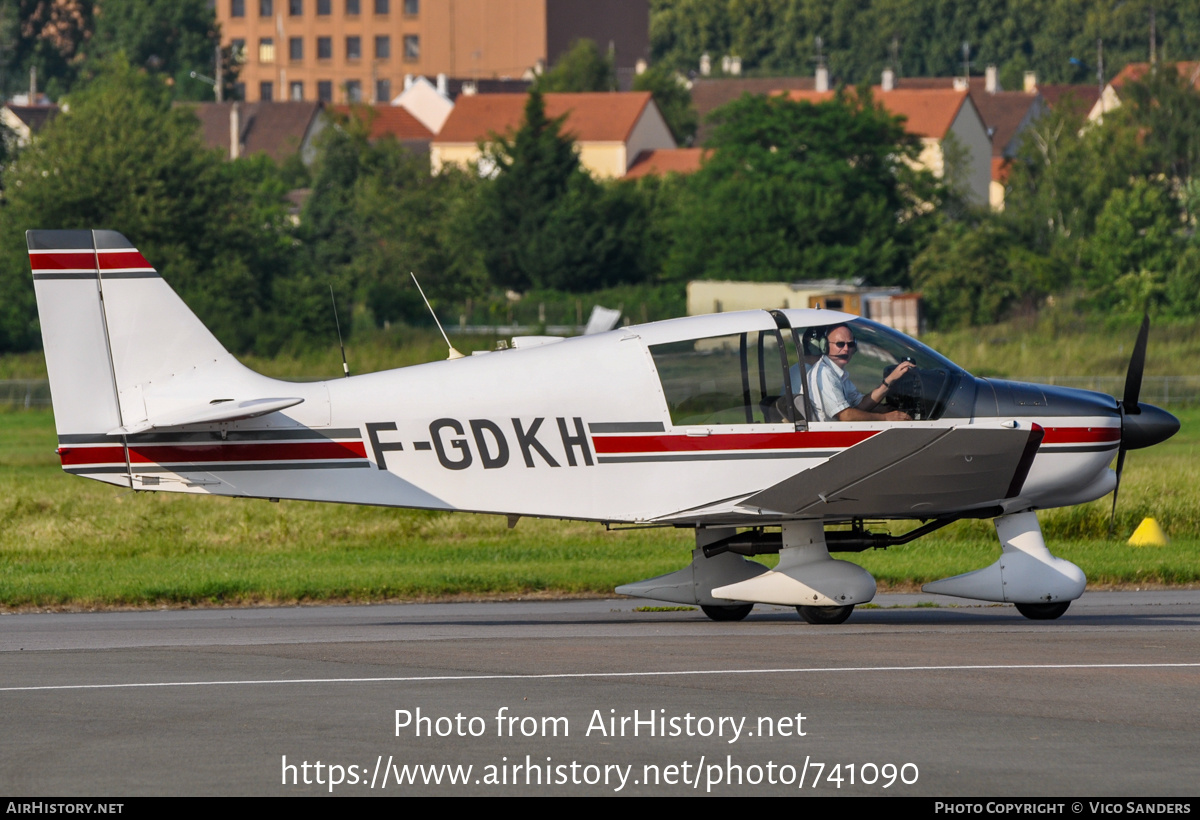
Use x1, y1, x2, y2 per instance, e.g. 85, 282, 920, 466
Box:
884, 360, 916, 387
883, 410, 912, 421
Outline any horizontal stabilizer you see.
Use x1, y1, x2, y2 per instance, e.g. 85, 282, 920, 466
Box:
739, 424, 1043, 517
110, 397, 304, 435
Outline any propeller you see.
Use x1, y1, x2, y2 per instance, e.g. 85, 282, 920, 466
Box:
1109, 315, 1179, 534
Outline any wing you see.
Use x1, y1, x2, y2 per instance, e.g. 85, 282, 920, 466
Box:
738, 424, 1044, 518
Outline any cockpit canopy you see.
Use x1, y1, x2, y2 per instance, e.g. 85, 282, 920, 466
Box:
647, 315, 969, 427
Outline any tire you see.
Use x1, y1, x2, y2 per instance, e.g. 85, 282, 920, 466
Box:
796, 604, 855, 625
701, 604, 754, 622
1014, 601, 1070, 620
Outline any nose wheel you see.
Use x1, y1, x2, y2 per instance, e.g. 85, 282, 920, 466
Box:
797, 604, 855, 624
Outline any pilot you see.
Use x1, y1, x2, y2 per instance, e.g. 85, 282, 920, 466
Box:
808, 324, 914, 422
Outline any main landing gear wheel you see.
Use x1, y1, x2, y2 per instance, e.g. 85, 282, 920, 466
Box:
701, 604, 754, 622
796, 605, 855, 625
1014, 601, 1071, 620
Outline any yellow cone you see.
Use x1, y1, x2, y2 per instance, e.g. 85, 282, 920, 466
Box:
1128, 517, 1168, 547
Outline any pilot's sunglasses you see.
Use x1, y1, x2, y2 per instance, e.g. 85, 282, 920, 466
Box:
831, 340, 858, 350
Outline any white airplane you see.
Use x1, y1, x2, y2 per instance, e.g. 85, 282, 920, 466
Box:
28, 230, 1179, 623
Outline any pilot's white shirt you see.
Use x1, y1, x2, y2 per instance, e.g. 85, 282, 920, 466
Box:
807, 355, 864, 422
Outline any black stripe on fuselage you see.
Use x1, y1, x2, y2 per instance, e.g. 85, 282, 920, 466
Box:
59, 429, 363, 445
66, 461, 369, 474
588, 421, 666, 434
597, 451, 836, 464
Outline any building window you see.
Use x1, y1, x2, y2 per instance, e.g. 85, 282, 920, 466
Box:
346, 36, 361, 60
346, 80, 362, 102
345, 0, 360, 14
317, 0, 330, 13
259, 38, 275, 63
260, 0, 273, 16
403, 34, 419, 62
231, 39, 246, 63
233, 82, 246, 100
317, 36, 332, 59
231, 0, 245, 17
404, 0, 418, 16
260, 81, 274, 101
375, 0, 388, 13
289, 0, 302, 14
290, 81, 304, 100
375, 78, 391, 103
289, 37, 303, 61
317, 80, 333, 101
375, 35, 390, 59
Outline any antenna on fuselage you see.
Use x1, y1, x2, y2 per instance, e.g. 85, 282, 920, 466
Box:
329, 284, 350, 378
411, 272, 464, 360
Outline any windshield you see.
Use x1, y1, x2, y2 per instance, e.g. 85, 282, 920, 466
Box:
796, 318, 968, 421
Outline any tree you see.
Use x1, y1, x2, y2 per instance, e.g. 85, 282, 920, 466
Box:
472, 89, 586, 291
0, 59, 296, 353
0, 0, 94, 99
81, 0, 221, 100
1122, 64, 1200, 217
471, 90, 659, 292
535, 39, 614, 92
664, 90, 940, 285
1084, 179, 1181, 314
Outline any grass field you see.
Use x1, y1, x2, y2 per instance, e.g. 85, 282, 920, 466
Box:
1, 405, 1196, 610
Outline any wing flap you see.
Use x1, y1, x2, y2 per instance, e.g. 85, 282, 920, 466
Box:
739, 425, 1044, 517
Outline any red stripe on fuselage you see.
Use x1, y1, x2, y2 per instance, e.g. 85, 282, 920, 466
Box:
128, 441, 367, 463
592, 430, 877, 454
1039, 426, 1121, 444
58, 446, 125, 465
59, 441, 367, 466
591, 425, 1120, 455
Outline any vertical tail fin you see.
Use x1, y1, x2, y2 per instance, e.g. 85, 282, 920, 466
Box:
28, 229, 296, 451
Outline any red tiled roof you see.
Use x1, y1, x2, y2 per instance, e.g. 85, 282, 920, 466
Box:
691, 76, 817, 118
1110, 61, 1200, 90
992, 156, 1012, 184
894, 76, 992, 93
188, 101, 322, 162
435, 92, 655, 144
691, 76, 817, 143
1038, 84, 1101, 114
624, 148, 707, 179
3, 103, 59, 132
971, 91, 1039, 156
332, 104, 433, 140
784, 88, 970, 139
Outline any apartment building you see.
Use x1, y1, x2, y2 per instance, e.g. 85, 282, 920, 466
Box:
218, 0, 649, 104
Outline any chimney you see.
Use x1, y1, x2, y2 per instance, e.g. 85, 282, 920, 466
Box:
1023, 71, 1037, 93
721, 55, 731, 74
952, 76, 968, 91
730, 56, 742, 76
700, 53, 711, 76
635, 58, 647, 75
436, 73, 447, 96
986, 64, 998, 93
881, 68, 895, 91
815, 65, 829, 92
404, 74, 414, 90
229, 102, 241, 160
